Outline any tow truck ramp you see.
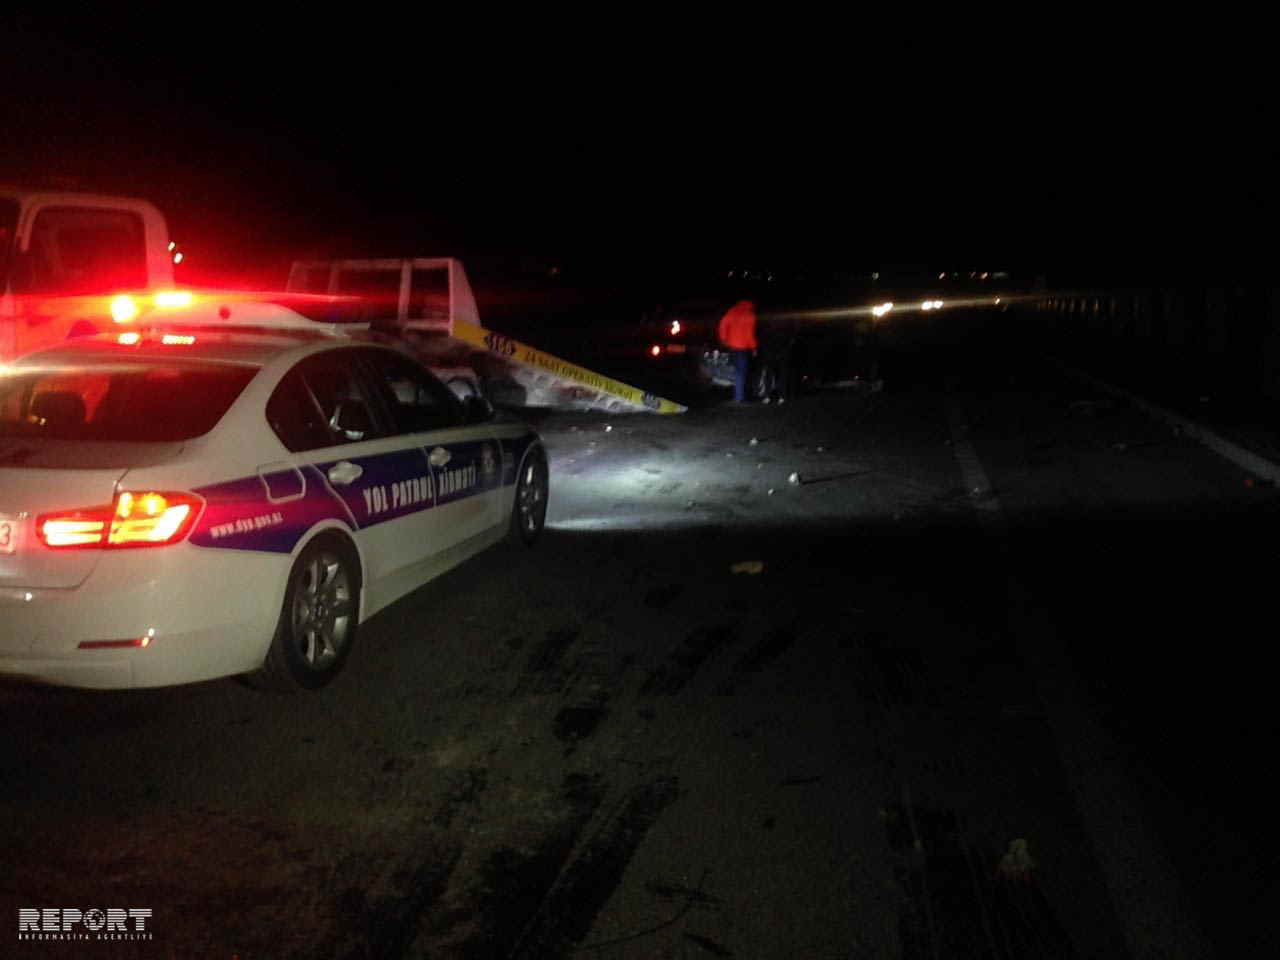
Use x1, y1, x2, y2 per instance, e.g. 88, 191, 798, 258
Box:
286, 257, 685, 413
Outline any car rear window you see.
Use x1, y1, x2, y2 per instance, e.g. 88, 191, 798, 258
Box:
0, 362, 257, 442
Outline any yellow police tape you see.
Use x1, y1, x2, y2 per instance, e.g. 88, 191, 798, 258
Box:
452, 319, 687, 414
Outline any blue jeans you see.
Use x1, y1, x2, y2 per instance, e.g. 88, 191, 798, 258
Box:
731, 349, 751, 401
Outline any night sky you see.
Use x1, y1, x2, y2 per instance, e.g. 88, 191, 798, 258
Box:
2, 14, 1271, 293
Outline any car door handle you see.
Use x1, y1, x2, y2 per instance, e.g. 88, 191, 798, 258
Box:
327, 461, 364, 486
428, 447, 451, 467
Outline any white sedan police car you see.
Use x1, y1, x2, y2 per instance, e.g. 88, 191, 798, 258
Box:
0, 300, 548, 690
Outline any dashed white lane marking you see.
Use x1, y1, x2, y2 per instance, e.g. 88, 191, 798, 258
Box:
945, 406, 1005, 525
1055, 359, 1280, 484
946, 398, 1215, 960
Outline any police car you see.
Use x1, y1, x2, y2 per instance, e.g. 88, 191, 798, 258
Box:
0, 298, 548, 690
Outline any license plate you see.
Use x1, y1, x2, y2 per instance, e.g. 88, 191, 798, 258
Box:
0, 518, 15, 555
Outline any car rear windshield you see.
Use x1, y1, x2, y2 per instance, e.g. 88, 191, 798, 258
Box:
0, 361, 258, 442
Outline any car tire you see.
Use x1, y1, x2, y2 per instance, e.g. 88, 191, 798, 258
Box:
251, 534, 361, 691
510, 448, 548, 546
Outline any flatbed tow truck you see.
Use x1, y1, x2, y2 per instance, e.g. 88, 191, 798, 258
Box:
1, 186, 177, 361
2, 190, 683, 415
287, 256, 686, 414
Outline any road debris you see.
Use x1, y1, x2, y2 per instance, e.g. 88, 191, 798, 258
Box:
997, 838, 1036, 883
730, 561, 764, 575
749, 437, 760, 446
767, 489, 775, 495
604, 424, 613, 432
788, 472, 802, 485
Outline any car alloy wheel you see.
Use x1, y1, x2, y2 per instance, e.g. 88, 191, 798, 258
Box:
253, 534, 361, 691
512, 451, 548, 545
291, 548, 355, 670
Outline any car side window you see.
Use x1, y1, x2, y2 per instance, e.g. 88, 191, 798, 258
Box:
265, 370, 332, 452
360, 348, 464, 435
295, 351, 386, 447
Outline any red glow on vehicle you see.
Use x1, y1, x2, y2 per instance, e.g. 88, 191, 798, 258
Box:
154, 290, 194, 308
78, 636, 153, 650
110, 295, 140, 324
38, 491, 203, 549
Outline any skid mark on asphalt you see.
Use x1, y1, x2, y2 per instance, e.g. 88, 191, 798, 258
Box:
714, 627, 795, 695
884, 798, 1075, 960
421, 773, 606, 957
432, 767, 489, 830
511, 627, 580, 695
645, 878, 723, 912
638, 623, 738, 696
541, 628, 632, 755
848, 631, 929, 708
684, 931, 735, 956
335, 843, 463, 960
510, 776, 682, 958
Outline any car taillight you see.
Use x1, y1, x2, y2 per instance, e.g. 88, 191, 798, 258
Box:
37, 491, 202, 549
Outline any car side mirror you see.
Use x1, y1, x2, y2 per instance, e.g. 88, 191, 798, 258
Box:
464, 395, 494, 423
330, 401, 373, 441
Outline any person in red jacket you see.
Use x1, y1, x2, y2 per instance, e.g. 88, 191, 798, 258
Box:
718, 299, 759, 402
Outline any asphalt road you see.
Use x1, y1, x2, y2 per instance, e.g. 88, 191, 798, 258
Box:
2, 338, 1275, 958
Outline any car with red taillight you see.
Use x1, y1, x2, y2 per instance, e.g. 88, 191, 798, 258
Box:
0, 300, 547, 690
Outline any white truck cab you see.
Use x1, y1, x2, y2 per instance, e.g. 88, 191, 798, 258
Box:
0, 187, 174, 361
